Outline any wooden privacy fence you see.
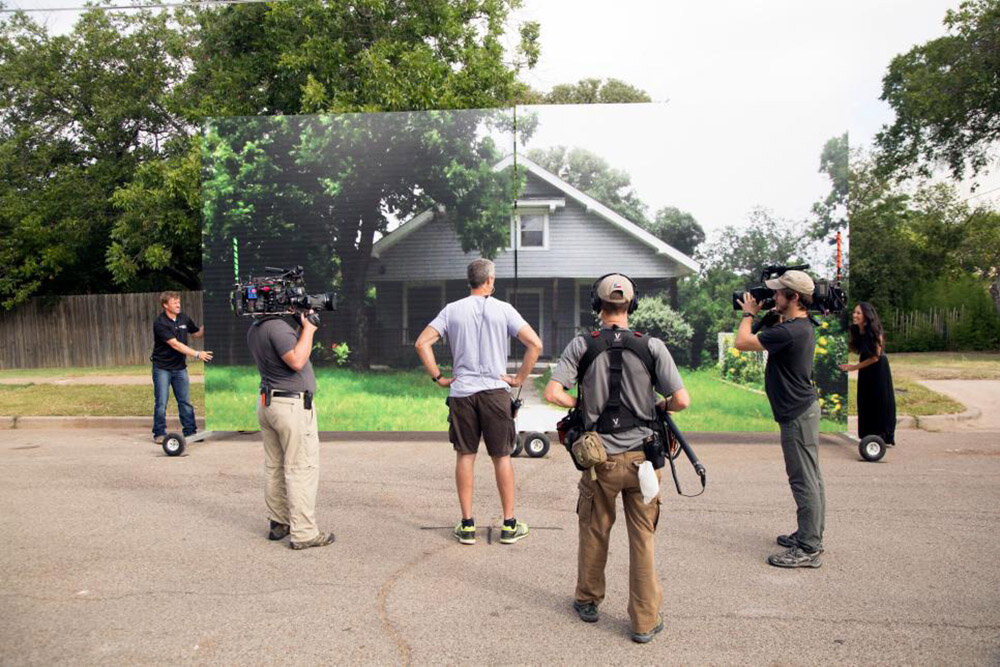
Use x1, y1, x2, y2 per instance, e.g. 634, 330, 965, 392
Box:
0, 291, 203, 370
887, 307, 962, 339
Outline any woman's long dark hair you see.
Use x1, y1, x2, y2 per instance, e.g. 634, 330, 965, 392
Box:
848, 301, 885, 355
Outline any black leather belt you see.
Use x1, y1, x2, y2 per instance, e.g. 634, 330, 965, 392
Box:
272, 391, 301, 398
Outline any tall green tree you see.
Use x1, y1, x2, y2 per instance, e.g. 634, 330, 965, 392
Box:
876, 0, 1000, 181
809, 133, 848, 240
538, 77, 652, 105
646, 206, 705, 256
192, 0, 538, 366
0, 7, 193, 307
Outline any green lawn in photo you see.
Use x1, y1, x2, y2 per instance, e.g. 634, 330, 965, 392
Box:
534, 367, 842, 433
206, 366, 449, 431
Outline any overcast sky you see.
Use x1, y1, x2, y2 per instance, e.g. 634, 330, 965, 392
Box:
12, 0, 999, 238
507, 0, 1000, 238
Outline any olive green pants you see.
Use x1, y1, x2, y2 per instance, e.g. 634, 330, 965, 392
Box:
575, 449, 663, 634
257, 396, 321, 543
779, 401, 825, 552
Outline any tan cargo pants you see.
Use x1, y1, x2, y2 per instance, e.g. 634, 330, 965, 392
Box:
575, 449, 663, 634
257, 396, 321, 543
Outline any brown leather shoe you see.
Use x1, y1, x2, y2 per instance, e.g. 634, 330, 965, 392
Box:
289, 532, 336, 550
268, 520, 290, 541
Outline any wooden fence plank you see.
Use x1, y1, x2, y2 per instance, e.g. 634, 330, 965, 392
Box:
0, 291, 204, 369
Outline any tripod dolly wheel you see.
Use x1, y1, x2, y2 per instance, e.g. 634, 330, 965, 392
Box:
523, 432, 550, 458
162, 432, 186, 457
859, 435, 886, 462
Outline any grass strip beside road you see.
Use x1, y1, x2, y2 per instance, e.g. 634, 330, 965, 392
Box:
0, 363, 205, 379
847, 377, 964, 417
0, 383, 204, 417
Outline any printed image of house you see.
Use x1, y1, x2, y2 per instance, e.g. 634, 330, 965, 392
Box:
366, 155, 700, 365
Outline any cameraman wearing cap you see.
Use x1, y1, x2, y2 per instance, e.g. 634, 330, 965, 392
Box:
247, 308, 335, 551
736, 270, 825, 568
545, 273, 689, 643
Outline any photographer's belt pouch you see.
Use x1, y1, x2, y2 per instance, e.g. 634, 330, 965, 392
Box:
572, 432, 608, 480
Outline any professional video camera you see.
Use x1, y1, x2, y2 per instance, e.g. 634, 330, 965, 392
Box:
731, 263, 846, 317
231, 266, 336, 324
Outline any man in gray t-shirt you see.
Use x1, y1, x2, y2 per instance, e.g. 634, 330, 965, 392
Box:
247, 312, 333, 551
415, 258, 542, 547
544, 273, 690, 644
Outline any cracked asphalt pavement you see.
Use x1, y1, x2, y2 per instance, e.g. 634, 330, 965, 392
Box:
1, 427, 999, 664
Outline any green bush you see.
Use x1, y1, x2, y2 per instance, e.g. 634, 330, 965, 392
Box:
630, 296, 694, 366
718, 333, 764, 388
813, 318, 848, 422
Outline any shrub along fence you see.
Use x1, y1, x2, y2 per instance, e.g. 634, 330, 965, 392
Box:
885, 305, 1000, 352
0, 291, 203, 369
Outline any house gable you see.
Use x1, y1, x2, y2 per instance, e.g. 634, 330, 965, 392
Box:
370, 156, 701, 281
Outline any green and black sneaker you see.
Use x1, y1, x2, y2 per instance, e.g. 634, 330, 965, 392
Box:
500, 520, 529, 544
453, 521, 476, 545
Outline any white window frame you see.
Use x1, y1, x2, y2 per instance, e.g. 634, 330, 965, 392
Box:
505, 287, 544, 344
507, 210, 550, 251
402, 281, 446, 345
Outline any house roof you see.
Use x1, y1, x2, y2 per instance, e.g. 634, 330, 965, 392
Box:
372, 154, 700, 274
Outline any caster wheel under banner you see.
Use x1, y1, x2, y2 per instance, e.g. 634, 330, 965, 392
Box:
511, 434, 524, 457
522, 431, 550, 458
859, 435, 886, 462
162, 432, 186, 457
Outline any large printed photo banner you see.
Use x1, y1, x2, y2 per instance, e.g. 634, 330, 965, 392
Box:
202, 105, 848, 432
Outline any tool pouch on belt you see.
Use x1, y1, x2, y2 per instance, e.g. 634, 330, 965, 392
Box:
642, 432, 666, 470
572, 432, 608, 480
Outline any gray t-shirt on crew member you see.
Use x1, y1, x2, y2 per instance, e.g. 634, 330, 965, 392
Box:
428, 295, 528, 399
551, 327, 685, 454
246, 317, 317, 394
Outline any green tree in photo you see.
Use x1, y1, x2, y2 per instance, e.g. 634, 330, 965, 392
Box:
646, 206, 705, 257
876, 0, 1000, 181
526, 146, 650, 225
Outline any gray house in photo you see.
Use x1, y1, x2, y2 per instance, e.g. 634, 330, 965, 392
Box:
366, 155, 700, 365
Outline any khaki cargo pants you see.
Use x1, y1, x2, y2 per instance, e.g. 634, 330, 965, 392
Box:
257, 396, 321, 543
575, 449, 663, 634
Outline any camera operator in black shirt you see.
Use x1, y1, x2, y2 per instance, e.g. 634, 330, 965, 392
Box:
736, 270, 825, 569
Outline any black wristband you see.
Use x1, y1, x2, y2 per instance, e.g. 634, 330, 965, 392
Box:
432, 374, 443, 383
742, 312, 755, 318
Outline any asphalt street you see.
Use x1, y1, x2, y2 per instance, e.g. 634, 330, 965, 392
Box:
1, 427, 998, 665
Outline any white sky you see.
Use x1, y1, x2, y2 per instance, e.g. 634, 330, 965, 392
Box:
11, 0, 1000, 238
508, 0, 1000, 236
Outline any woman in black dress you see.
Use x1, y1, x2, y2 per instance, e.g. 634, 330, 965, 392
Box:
839, 302, 896, 444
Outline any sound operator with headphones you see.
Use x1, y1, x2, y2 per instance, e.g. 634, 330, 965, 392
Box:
415, 258, 542, 547
544, 273, 690, 644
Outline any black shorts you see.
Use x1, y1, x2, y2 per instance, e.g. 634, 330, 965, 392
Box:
448, 388, 515, 457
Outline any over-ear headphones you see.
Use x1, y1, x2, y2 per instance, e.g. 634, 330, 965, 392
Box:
590, 273, 639, 315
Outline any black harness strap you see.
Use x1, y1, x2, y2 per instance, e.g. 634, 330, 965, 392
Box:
576, 327, 658, 434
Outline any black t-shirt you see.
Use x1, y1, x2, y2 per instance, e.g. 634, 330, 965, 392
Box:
246, 317, 316, 394
757, 317, 817, 422
151, 312, 199, 370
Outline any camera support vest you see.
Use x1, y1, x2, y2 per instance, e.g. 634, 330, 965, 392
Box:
576, 326, 659, 434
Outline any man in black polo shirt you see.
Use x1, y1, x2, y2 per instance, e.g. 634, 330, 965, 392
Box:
735, 270, 825, 568
151, 291, 212, 443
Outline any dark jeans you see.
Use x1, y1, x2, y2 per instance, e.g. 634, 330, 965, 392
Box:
152, 366, 196, 437
778, 401, 825, 552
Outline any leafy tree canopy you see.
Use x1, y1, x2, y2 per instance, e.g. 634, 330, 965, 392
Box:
809, 132, 848, 240
645, 206, 705, 257
526, 145, 650, 225
524, 77, 652, 105
875, 0, 1000, 181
